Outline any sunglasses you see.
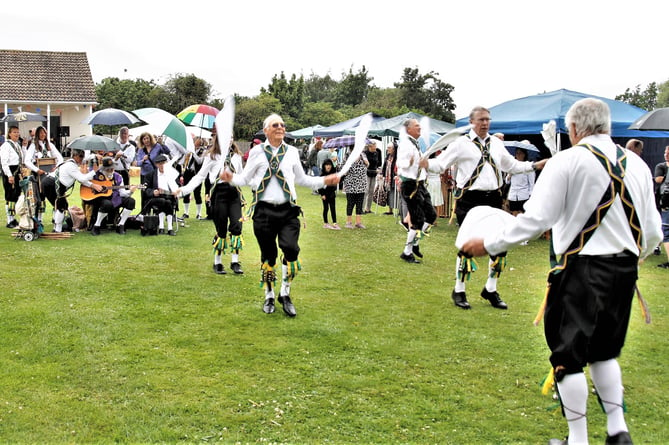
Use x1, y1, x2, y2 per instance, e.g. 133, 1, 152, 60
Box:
271, 122, 286, 129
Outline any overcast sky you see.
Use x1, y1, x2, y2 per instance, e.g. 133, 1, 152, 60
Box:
4, 0, 667, 120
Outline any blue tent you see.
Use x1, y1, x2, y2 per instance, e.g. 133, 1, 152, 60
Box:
313, 113, 386, 138
456, 89, 669, 139
353, 111, 455, 137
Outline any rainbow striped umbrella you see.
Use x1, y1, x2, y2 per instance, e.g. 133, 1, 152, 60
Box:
176, 104, 219, 129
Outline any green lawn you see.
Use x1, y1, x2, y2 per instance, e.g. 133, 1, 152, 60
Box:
1, 182, 667, 444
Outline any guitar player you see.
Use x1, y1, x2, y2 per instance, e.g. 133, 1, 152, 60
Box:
87, 157, 138, 235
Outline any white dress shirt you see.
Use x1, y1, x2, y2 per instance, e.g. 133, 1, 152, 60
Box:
230, 142, 325, 205
179, 152, 243, 197
428, 129, 534, 191
485, 134, 663, 258
396, 135, 425, 181
50, 159, 95, 188
0, 140, 23, 176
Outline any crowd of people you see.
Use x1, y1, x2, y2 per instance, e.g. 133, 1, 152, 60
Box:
1, 100, 666, 444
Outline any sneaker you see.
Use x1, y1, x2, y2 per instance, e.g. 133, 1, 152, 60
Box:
355, 223, 366, 229
331, 223, 341, 230
345, 222, 354, 229
323, 223, 333, 229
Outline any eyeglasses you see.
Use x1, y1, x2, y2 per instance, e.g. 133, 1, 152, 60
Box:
271, 122, 286, 129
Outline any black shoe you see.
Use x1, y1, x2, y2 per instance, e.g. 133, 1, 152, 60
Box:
263, 297, 275, 314
230, 262, 244, 274
182, 213, 189, 219
481, 288, 508, 309
400, 252, 421, 263
278, 294, 297, 317
158, 228, 165, 235
605, 431, 632, 445
657, 262, 669, 269
167, 230, 176, 236
91, 226, 101, 236
654, 246, 661, 255
6, 220, 18, 228
412, 245, 423, 258
451, 290, 471, 309
213, 264, 226, 275
116, 224, 126, 235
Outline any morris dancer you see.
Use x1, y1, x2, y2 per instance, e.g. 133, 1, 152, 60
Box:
0, 126, 25, 228
40, 148, 103, 233
461, 98, 662, 445
176, 134, 245, 275
420, 106, 545, 310
220, 113, 339, 317
396, 118, 437, 264
23, 125, 64, 222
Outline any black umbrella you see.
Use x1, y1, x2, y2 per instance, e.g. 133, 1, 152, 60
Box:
67, 135, 120, 152
82, 108, 141, 126
0, 111, 47, 123
628, 107, 669, 131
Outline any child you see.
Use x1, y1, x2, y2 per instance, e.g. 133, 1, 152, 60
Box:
318, 159, 340, 230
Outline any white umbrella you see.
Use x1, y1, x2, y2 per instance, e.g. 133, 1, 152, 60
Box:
132, 108, 194, 153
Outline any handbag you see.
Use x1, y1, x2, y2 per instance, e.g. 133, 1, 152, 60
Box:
372, 181, 388, 207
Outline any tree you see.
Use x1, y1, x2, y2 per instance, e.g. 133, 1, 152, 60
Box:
656, 79, 669, 108
304, 72, 338, 103
158, 74, 211, 115
95, 77, 160, 111
261, 72, 305, 119
297, 102, 346, 128
334, 65, 374, 108
615, 82, 658, 111
394, 67, 456, 122
234, 94, 283, 140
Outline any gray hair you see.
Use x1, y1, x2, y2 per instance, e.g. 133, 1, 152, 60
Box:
565, 98, 611, 137
263, 113, 283, 130
469, 106, 490, 120
402, 118, 418, 130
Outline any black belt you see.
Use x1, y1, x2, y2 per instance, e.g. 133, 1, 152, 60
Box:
257, 201, 291, 209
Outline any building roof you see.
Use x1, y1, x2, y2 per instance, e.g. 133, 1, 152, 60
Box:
0, 49, 97, 103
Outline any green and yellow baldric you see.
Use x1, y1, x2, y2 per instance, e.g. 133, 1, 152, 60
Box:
549, 143, 641, 275
246, 143, 293, 218
535, 143, 643, 326
453, 135, 501, 200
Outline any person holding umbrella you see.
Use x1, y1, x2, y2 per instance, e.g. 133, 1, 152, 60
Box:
0, 126, 24, 227
220, 113, 340, 317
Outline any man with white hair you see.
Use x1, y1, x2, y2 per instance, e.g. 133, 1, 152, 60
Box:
221, 113, 340, 317
462, 98, 662, 445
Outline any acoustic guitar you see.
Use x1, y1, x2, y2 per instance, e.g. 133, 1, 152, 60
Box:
80, 172, 145, 202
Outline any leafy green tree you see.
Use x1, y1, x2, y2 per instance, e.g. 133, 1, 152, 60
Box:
157, 74, 211, 115
655, 79, 669, 108
95, 77, 159, 111
334, 65, 374, 108
615, 82, 658, 111
297, 102, 346, 128
261, 72, 305, 119
304, 72, 338, 103
394, 67, 456, 122
234, 94, 283, 140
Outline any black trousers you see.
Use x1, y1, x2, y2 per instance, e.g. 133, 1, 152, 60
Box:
211, 183, 242, 238
400, 179, 436, 230
252, 202, 301, 266
454, 189, 503, 226
2, 165, 21, 203
545, 254, 638, 373
40, 175, 69, 212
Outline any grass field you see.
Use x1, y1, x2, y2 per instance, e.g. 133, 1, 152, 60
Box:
1, 181, 667, 444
